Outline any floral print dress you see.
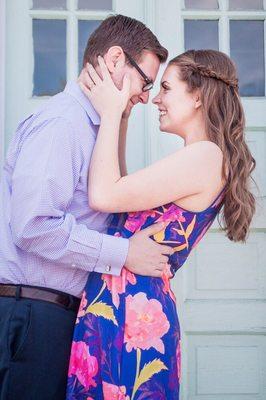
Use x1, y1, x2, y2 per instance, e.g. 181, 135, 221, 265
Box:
66, 189, 225, 400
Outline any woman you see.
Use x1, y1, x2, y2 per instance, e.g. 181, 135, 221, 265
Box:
66, 50, 255, 399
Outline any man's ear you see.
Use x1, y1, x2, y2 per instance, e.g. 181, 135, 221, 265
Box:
104, 46, 126, 73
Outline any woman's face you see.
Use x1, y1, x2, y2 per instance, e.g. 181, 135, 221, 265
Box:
152, 65, 200, 137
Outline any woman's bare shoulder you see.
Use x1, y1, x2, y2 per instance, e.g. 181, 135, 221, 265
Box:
178, 140, 223, 156
170, 140, 223, 172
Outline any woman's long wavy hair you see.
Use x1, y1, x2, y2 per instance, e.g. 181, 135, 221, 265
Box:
169, 49, 256, 242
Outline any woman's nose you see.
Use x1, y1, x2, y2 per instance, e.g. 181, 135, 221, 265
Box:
152, 93, 160, 104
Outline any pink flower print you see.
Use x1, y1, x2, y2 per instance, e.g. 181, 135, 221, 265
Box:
102, 267, 137, 308
159, 205, 185, 224
76, 292, 88, 323
102, 381, 130, 400
125, 210, 157, 232
68, 341, 98, 390
161, 265, 176, 303
125, 292, 170, 354
176, 340, 181, 382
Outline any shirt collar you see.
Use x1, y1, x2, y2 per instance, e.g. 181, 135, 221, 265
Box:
64, 80, 100, 125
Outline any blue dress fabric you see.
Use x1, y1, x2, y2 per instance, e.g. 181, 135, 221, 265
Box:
66, 189, 225, 400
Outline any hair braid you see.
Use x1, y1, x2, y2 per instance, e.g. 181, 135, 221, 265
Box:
181, 60, 239, 89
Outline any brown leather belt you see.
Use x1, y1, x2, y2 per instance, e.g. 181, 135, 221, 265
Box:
0, 283, 80, 313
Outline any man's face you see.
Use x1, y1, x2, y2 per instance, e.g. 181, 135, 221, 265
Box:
112, 51, 161, 109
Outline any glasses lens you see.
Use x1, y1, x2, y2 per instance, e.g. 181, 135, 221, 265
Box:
143, 82, 153, 92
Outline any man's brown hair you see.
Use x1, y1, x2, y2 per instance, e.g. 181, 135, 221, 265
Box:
83, 14, 168, 67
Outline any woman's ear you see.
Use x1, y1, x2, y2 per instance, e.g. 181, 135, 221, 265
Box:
104, 46, 126, 73
194, 91, 202, 109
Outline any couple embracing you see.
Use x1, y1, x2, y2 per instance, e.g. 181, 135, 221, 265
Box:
0, 14, 255, 400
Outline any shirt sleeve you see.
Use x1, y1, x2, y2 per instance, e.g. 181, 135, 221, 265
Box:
9, 116, 128, 276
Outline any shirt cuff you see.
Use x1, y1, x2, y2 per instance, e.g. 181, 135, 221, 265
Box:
94, 234, 129, 276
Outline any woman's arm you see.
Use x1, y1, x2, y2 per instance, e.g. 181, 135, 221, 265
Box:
118, 115, 129, 177
81, 57, 222, 213
89, 128, 221, 213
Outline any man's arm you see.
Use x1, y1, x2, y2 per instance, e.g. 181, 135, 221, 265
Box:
10, 115, 173, 277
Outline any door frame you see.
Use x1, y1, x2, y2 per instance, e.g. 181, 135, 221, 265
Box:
0, 0, 6, 172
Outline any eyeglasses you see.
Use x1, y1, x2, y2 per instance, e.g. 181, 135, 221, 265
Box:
124, 51, 154, 92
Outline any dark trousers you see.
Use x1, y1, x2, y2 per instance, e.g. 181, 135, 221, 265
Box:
0, 295, 78, 400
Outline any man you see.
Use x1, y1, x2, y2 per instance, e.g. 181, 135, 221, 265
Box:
0, 14, 171, 399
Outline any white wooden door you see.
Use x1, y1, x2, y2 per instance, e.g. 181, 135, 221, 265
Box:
3, 1, 266, 399
150, 1, 266, 399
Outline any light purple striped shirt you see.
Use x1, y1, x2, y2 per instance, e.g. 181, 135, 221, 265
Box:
0, 81, 129, 297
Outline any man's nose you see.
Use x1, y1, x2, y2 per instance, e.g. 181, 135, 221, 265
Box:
139, 91, 149, 104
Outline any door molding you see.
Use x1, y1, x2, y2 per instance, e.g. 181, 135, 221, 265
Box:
0, 0, 5, 172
